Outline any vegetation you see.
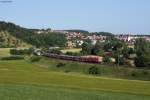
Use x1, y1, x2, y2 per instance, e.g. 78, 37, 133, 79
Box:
0, 31, 28, 48
134, 38, 150, 67
0, 21, 67, 48
61, 48, 82, 53
103, 56, 111, 63
91, 32, 114, 36
1, 84, 150, 100
36, 57, 150, 81
10, 48, 33, 55
88, 66, 100, 75
30, 56, 42, 62
65, 30, 89, 35
0, 21, 150, 100
0, 60, 150, 99
0, 48, 150, 99
0, 48, 10, 57
0, 56, 24, 60
81, 42, 92, 55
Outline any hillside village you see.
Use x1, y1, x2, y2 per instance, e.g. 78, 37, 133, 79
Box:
35, 29, 150, 48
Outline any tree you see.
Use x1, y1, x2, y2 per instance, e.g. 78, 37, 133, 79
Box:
122, 45, 130, 59
134, 38, 150, 67
103, 56, 111, 63
91, 41, 104, 55
81, 42, 92, 55
103, 39, 124, 52
114, 49, 125, 66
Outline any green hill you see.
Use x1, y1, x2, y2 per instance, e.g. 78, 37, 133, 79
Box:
65, 29, 90, 35
0, 21, 67, 47
0, 60, 150, 100
0, 31, 29, 48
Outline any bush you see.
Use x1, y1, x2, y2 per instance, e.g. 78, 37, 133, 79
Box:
88, 66, 100, 75
30, 56, 41, 62
131, 71, 138, 77
48, 49, 62, 54
1, 56, 24, 60
115, 56, 125, 65
56, 62, 66, 68
103, 56, 111, 63
142, 70, 149, 75
10, 48, 33, 55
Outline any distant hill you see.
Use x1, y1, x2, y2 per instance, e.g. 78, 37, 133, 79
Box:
65, 30, 89, 35
91, 32, 114, 36
0, 21, 67, 47
0, 31, 29, 48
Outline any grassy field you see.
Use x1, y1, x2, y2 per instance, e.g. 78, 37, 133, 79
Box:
0, 84, 150, 100
0, 60, 150, 99
0, 48, 150, 100
35, 57, 150, 81
0, 48, 10, 57
61, 48, 82, 53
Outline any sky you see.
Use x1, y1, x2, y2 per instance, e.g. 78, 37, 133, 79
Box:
0, 0, 150, 34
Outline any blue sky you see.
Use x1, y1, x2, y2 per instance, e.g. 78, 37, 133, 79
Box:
0, 0, 150, 34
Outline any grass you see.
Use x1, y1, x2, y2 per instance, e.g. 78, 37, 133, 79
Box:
0, 60, 150, 96
0, 48, 150, 99
0, 84, 150, 100
61, 48, 82, 53
35, 57, 150, 81
0, 48, 10, 57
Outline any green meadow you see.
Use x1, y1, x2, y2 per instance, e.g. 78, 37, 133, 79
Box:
0, 48, 150, 100
0, 48, 10, 57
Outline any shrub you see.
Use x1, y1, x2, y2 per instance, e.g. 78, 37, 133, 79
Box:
48, 49, 62, 54
115, 56, 125, 65
88, 66, 100, 75
10, 48, 33, 55
142, 70, 149, 75
103, 56, 111, 63
131, 71, 138, 77
1, 56, 24, 60
56, 62, 66, 68
30, 56, 41, 62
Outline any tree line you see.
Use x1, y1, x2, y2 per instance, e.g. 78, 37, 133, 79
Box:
81, 38, 150, 67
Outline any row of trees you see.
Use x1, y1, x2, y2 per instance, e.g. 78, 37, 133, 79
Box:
134, 38, 150, 67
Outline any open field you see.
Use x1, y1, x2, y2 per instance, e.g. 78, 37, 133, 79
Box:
0, 84, 150, 100
0, 48, 10, 57
0, 48, 150, 100
0, 60, 150, 99
61, 48, 82, 53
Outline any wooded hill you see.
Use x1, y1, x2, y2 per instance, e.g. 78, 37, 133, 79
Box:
0, 31, 29, 48
0, 21, 67, 48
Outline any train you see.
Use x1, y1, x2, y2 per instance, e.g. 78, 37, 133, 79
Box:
42, 53, 102, 63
